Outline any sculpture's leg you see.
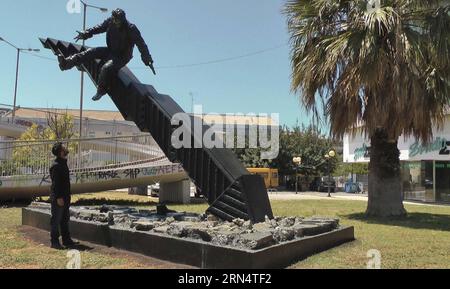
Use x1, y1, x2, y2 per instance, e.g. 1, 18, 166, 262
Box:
57, 47, 109, 71
92, 55, 129, 101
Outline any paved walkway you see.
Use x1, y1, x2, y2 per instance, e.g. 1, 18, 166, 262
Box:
268, 191, 450, 207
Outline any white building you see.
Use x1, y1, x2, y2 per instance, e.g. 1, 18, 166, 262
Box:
0, 107, 279, 163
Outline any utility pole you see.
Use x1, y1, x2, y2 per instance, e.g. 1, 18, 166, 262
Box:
0, 37, 40, 122
77, 1, 108, 167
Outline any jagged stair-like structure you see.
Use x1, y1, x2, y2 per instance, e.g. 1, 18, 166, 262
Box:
40, 38, 273, 223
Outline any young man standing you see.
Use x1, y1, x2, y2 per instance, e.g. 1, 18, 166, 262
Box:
49, 142, 78, 249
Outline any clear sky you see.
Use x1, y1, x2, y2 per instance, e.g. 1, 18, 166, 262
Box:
0, 0, 310, 127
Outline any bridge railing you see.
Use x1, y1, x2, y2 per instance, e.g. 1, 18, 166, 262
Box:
0, 134, 166, 177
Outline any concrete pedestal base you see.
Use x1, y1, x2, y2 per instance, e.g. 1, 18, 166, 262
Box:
22, 207, 355, 269
160, 180, 191, 204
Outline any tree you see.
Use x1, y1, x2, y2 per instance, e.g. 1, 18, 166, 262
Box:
334, 155, 369, 177
13, 111, 78, 173
284, 0, 449, 217
232, 136, 273, 168
272, 124, 338, 177
231, 124, 337, 178
45, 111, 78, 140
233, 147, 272, 168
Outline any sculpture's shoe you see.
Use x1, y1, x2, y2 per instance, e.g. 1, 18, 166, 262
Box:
92, 92, 106, 101
57, 54, 75, 71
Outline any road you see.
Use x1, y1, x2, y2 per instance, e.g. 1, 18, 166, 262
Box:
268, 191, 449, 207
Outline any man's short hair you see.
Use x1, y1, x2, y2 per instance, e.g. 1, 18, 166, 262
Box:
52, 142, 63, 157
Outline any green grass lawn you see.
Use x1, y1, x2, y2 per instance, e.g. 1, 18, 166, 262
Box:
0, 206, 150, 269
1, 192, 449, 269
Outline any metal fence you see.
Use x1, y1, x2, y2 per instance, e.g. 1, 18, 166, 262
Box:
0, 134, 166, 176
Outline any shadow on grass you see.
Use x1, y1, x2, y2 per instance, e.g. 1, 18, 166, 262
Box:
71, 197, 208, 207
188, 197, 208, 204
346, 212, 450, 232
72, 198, 159, 207
66, 243, 94, 252
0, 199, 33, 208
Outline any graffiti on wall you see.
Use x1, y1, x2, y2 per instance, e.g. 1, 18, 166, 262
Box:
0, 164, 185, 189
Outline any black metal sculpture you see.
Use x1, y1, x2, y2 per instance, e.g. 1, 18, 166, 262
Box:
57, 8, 155, 101
41, 18, 274, 223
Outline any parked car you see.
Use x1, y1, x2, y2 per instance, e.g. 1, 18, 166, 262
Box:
192, 184, 201, 198
149, 183, 160, 197
314, 176, 336, 193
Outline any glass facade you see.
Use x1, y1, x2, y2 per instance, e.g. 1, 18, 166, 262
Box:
435, 162, 450, 202
402, 161, 429, 202
402, 160, 450, 203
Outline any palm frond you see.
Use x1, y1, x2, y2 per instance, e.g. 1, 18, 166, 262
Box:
284, 0, 450, 143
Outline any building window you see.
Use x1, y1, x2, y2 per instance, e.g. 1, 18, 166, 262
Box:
435, 161, 450, 202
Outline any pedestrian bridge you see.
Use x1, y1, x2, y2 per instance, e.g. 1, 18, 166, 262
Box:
0, 135, 187, 200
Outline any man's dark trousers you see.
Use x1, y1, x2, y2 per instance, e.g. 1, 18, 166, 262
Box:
50, 196, 72, 244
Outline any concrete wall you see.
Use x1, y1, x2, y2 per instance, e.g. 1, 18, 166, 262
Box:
160, 180, 191, 204
0, 164, 187, 200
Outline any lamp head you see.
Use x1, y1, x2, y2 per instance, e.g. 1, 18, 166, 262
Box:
328, 150, 336, 158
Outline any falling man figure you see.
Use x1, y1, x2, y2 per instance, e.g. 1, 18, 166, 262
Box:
57, 8, 155, 101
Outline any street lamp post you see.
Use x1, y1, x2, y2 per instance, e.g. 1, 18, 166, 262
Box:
293, 157, 302, 194
0, 37, 40, 122
324, 149, 336, 198
78, 1, 108, 138
77, 1, 107, 167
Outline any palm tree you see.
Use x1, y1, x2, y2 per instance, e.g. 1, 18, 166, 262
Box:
284, 0, 449, 217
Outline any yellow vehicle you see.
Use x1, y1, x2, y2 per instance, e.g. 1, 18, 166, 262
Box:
247, 168, 279, 189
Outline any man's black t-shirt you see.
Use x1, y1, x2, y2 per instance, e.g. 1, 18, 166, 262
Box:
49, 158, 71, 200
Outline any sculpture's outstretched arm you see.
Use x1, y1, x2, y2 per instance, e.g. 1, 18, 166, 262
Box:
86, 18, 110, 37
75, 18, 111, 42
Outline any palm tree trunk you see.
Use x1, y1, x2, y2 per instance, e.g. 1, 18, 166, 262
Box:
366, 128, 407, 217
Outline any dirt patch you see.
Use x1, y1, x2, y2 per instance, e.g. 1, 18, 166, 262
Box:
18, 225, 195, 269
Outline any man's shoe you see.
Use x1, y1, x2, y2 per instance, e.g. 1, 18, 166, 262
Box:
92, 92, 106, 101
63, 239, 80, 248
51, 242, 65, 250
